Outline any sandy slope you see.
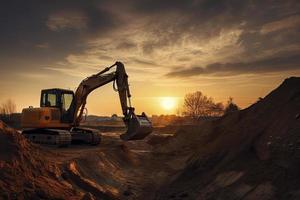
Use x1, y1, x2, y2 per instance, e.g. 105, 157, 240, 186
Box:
155, 77, 300, 200
0, 122, 80, 199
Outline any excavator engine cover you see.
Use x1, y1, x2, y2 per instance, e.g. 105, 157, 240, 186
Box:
120, 113, 153, 140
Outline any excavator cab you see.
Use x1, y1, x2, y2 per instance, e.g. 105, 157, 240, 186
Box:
40, 89, 75, 123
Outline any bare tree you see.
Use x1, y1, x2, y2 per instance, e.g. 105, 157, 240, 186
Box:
0, 99, 16, 116
183, 91, 224, 119
224, 97, 239, 115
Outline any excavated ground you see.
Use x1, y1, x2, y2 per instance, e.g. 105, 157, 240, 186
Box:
1, 77, 300, 200
46, 133, 184, 200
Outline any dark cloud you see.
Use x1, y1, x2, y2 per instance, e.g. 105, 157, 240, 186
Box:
166, 53, 300, 77
0, 0, 299, 77
131, 0, 300, 77
0, 0, 119, 69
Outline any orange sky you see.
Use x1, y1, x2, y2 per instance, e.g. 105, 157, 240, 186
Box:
1, 67, 298, 116
0, 1, 299, 116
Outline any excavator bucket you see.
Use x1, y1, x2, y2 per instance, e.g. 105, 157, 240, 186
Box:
120, 113, 153, 140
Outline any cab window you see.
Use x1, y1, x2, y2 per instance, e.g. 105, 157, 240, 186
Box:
41, 92, 57, 107
47, 93, 57, 107
42, 93, 46, 106
61, 93, 73, 111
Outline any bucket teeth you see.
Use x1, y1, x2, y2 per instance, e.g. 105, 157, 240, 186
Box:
120, 113, 153, 140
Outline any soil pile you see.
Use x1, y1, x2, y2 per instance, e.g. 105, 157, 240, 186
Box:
0, 121, 79, 199
155, 77, 300, 200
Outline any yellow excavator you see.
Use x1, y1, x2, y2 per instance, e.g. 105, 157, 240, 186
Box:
21, 61, 153, 146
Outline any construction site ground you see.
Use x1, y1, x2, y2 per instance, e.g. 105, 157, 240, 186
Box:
1, 77, 300, 200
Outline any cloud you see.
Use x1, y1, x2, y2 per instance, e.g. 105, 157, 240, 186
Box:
18, 72, 50, 79
1, 0, 300, 82
47, 10, 88, 31
130, 58, 159, 67
166, 53, 300, 77
116, 41, 137, 50
260, 15, 300, 34
44, 65, 92, 78
35, 43, 50, 49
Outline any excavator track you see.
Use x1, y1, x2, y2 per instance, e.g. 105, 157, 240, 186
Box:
22, 127, 101, 146
70, 127, 101, 145
22, 129, 72, 146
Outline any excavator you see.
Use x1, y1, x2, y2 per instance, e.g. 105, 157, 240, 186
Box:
21, 61, 153, 146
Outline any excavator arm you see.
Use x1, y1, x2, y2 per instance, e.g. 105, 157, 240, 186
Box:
69, 61, 152, 140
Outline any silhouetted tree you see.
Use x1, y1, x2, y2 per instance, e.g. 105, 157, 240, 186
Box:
0, 99, 16, 118
0, 99, 16, 115
224, 97, 239, 115
183, 91, 224, 120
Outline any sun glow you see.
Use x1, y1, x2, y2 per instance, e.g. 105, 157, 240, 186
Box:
160, 97, 177, 111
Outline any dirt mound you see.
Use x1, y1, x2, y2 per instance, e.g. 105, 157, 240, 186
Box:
155, 77, 300, 200
0, 121, 79, 199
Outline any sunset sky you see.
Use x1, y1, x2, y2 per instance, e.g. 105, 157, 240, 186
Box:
0, 0, 299, 115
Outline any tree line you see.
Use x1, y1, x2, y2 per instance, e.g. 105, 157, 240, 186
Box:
182, 91, 239, 120
0, 93, 239, 122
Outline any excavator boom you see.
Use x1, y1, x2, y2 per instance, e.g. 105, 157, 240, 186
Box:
70, 61, 152, 140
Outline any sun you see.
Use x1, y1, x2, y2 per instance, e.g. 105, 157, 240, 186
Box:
160, 97, 177, 110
